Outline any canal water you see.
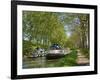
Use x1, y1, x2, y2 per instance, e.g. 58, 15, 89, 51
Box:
23, 57, 61, 69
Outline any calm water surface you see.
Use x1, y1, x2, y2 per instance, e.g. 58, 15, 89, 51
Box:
23, 57, 61, 68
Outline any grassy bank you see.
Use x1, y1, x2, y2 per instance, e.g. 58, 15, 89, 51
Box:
46, 49, 78, 67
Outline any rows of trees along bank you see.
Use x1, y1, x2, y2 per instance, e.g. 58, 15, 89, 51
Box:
23, 11, 89, 58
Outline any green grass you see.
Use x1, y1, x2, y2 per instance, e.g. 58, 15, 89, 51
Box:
53, 49, 78, 67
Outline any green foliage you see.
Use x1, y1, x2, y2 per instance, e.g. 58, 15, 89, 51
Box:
23, 40, 36, 56
80, 48, 89, 59
23, 11, 89, 58
23, 11, 67, 53
53, 49, 78, 67
59, 50, 77, 66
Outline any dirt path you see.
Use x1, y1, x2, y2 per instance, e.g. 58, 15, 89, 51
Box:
76, 50, 89, 66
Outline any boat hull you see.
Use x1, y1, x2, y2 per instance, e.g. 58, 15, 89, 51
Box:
46, 53, 65, 59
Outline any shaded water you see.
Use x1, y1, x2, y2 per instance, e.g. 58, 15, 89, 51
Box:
23, 57, 60, 68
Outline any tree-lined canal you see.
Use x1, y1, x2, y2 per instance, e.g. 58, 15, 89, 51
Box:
22, 11, 90, 68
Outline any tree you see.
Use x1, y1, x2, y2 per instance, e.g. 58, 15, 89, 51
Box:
59, 13, 89, 49
22, 11, 67, 55
22, 11, 89, 57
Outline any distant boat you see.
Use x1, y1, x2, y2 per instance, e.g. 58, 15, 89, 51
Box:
46, 44, 66, 59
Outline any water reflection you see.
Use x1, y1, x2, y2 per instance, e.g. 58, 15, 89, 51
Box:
23, 56, 60, 68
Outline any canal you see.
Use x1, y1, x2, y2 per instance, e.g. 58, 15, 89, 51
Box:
23, 56, 62, 68
23, 49, 80, 68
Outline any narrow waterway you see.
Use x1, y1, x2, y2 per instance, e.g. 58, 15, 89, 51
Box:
23, 56, 60, 68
